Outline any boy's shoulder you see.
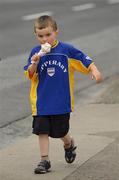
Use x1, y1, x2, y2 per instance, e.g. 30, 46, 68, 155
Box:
31, 45, 41, 54
59, 41, 80, 57
59, 41, 74, 49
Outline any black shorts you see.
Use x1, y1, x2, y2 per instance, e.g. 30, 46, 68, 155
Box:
32, 113, 70, 138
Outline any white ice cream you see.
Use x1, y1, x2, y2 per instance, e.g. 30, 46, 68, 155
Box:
38, 43, 51, 56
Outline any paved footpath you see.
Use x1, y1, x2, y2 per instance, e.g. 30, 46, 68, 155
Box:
0, 104, 119, 180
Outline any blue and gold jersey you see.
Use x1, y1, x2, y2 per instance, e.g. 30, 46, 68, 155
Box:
24, 41, 93, 115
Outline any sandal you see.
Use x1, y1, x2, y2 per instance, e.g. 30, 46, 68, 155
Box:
64, 140, 77, 163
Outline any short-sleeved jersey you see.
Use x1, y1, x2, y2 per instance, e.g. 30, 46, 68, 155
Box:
24, 41, 93, 115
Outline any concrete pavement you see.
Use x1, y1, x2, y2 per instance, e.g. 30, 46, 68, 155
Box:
0, 104, 118, 180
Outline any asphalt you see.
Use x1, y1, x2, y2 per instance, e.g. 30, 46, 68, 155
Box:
0, 100, 119, 180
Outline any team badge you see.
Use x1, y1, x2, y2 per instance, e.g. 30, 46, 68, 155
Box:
86, 56, 92, 60
47, 67, 55, 76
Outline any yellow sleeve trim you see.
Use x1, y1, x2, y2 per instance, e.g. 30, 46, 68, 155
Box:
69, 58, 93, 74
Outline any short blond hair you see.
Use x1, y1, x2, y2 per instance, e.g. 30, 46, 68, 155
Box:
34, 15, 58, 32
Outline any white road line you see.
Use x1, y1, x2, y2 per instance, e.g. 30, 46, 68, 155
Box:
108, 0, 119, 4
22, 11, 53, 21
21, 1, 119, 21
72, 3, 95, 12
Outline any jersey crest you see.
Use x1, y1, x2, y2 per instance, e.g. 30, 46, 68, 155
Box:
47, 67, 55, 76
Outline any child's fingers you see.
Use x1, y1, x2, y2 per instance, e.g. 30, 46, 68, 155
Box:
31, 53, 40, 62
93, 73, 102, 83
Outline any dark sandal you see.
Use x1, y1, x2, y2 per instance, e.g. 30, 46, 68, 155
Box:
64, 140, 77, 163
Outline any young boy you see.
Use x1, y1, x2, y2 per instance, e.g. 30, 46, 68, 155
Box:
24, 15, 102, 174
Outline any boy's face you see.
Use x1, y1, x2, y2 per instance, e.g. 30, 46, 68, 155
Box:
35, 26, 58, 46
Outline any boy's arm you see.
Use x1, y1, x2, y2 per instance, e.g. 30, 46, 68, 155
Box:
68, 45, 102, 83
28, 42, 51, 78
28, 53, 40, 78
89, 63, 102, 83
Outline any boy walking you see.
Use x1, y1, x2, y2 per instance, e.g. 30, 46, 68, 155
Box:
24, 15, 102, 174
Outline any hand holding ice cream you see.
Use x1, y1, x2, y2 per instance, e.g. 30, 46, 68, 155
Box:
31, 42, 51, 64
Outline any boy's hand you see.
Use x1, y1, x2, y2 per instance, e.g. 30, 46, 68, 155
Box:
31, 53, 40, 64
90, 64, 102, 83
91, 71, 102, 83
31, 43, 51, 65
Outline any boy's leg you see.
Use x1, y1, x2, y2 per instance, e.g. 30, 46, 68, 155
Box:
32, 115, 51, 174
61, 133, 72, 148
38, 134, 49, 161
34, 134, 51, 174
32, 116, 50, 161
61, 134, 77, 163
